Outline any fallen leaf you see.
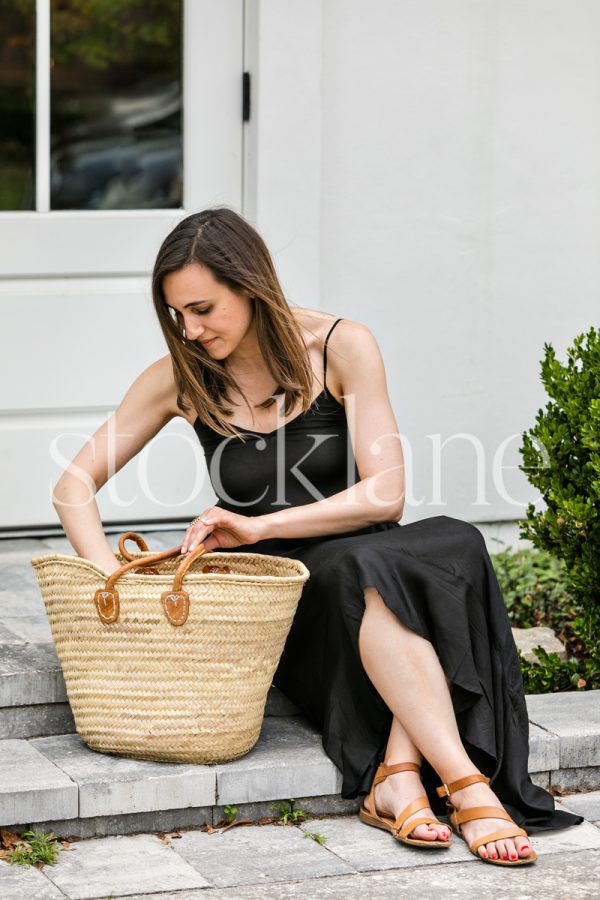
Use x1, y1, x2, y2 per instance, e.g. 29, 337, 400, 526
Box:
256, 817, 278, 826
0, 830, 23, 850
60, 842, 76, 850
219, 820, 254, 833
66, 836, 82, 843
170, 831, 182, 839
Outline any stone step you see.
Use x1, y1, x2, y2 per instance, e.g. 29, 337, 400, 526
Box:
0, 690, 598, 839
1, 533, 599, 841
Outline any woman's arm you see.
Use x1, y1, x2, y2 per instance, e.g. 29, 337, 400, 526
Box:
52, 355, 179, 573
182, 321, 406, 554
258, 321, 405, 540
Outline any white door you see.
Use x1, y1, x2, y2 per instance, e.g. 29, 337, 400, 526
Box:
0, 0, 244, 531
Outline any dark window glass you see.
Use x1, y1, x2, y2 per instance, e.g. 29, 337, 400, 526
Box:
50, 0, 182, 210
0, 0, 35, 211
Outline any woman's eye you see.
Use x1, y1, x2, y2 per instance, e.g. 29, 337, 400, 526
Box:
194, 308, 211, 316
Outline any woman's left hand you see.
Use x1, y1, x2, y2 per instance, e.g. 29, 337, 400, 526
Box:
181, 508, 266, 554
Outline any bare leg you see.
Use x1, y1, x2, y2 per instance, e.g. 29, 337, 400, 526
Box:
358, 587, 532, 860
376, 714, 451, 842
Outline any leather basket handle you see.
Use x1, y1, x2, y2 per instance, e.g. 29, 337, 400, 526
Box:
94, 541, 208, 626
160, 543, 208, 626
118, 531, 150, 562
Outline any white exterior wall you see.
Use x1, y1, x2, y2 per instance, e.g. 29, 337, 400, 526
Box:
251, 0, 600, 526
2, 0, 598, 532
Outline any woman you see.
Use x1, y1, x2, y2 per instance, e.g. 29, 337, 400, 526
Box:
53, 207, 582, 867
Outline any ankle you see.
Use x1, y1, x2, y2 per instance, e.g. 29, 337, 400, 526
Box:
437, 766, 481, 792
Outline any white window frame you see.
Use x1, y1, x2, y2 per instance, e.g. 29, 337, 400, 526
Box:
0, 0, 244, 277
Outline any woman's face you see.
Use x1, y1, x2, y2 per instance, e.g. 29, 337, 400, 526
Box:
163, 262, 255, 360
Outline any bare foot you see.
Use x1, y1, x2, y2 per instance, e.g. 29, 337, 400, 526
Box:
448, 780, 533, 861
375, 768, 451, 842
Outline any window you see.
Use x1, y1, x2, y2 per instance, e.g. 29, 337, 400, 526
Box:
0, 0, 243, 275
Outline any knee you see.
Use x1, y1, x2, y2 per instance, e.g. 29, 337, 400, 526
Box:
444, 517, 487, 557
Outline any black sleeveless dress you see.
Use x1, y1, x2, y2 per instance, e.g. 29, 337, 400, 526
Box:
193, 319, 581, 834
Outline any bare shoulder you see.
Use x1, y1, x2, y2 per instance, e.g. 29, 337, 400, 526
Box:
134, 353, 186, 419
291, 306, 373, 345
291, 307, 378, 396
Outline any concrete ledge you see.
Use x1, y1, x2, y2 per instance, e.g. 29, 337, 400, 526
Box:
527, 692, 600, 769
11, 795, 361, 841
214, 717, 342, 805
30, 733, 217, 818
0, 643, 66, 707
0, 738, 78, 825
528, 721, 560, 772
0, 702, 75, 740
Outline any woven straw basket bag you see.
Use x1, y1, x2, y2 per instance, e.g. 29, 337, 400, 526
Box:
31, 532, 309, 764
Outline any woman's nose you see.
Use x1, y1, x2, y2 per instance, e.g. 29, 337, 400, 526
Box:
184, 319, 204, 339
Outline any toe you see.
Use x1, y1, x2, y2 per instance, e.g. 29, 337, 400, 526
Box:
515, 836, 532, 857
486, 841, 499, 860
496, 839, 508, 861
505, 838, 518, 861
411, 823, 439, 841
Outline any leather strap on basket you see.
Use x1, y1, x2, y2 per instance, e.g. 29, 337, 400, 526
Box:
94, 545, 184, 625
117, 531, 162, 574
94, 541, 209, 627
118, 531, 150, 561
160, 543, 208, 626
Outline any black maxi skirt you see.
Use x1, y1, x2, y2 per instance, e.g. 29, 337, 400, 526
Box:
248, 515, 582, 834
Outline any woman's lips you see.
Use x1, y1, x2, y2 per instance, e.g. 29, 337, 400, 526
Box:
201, 338, 217, 347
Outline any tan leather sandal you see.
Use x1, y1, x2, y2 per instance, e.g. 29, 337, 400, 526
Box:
359, 761, 451, 848
436, 773, 537, 865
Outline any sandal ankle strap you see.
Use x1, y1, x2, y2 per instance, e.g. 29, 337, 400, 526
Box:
374, 761, 420, 786
436, 772, 490, 798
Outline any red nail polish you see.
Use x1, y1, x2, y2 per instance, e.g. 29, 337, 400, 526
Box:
522, 845, 529, 850
502, 854, 507, 860
510, 854, 517, 860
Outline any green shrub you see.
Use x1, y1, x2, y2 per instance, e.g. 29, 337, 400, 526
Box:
489, 543, 572, 629
514, 325, 600, 691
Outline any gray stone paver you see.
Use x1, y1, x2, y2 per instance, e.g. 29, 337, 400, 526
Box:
20, 827, 599, 900
529, 721, 560, 772
527, 692, 600, 768
171, 823, 352, 888
214, 716, 341, 805
301, 814, 470, 871
0, 616, 54, 643
104, 849, 600, 900
0, 642, 65, 707
0, 738, 78, 826
0, 559, 40, 592
0, 585, 46, 618
41, 833, 210, 899
30, 733, 216, 818
557, 791, 600, 822
550, 766, 600, 792
0, 861, 66, 899
0, 702, 75, 741
295, 814, 600, 870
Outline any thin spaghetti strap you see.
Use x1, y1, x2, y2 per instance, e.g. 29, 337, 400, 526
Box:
323, 318, 343, 395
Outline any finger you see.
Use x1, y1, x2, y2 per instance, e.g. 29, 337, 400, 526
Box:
181, 513, 215, 553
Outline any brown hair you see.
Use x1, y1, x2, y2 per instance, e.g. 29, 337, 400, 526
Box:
152, 208, 315, 440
